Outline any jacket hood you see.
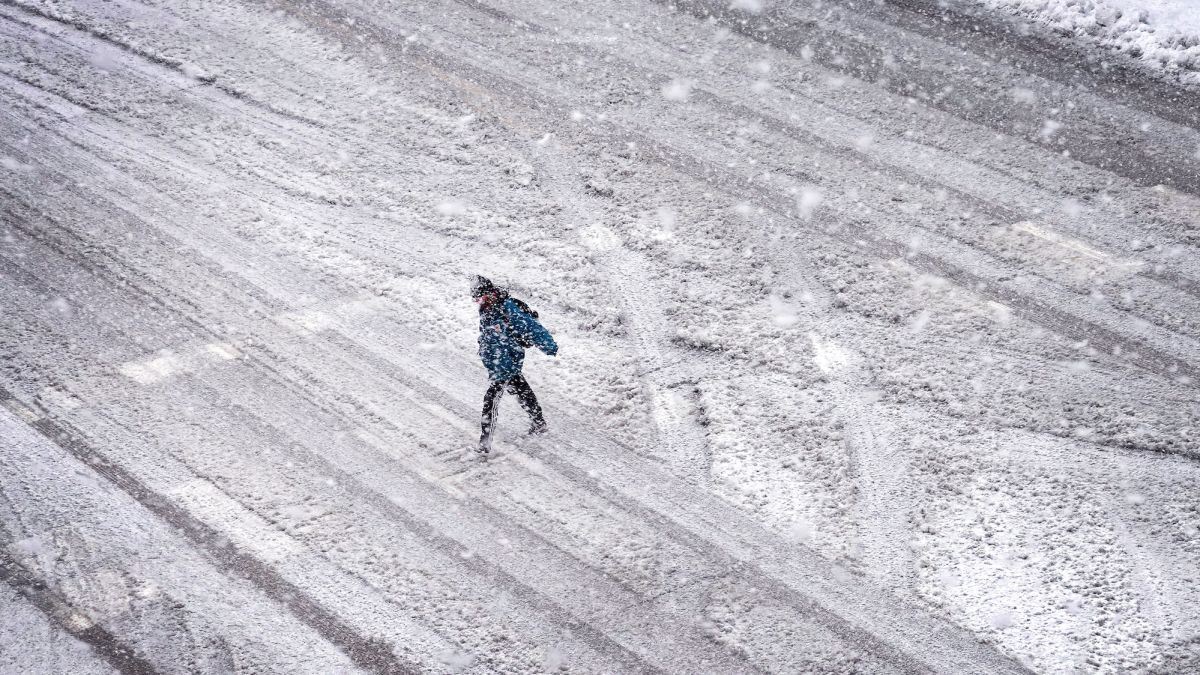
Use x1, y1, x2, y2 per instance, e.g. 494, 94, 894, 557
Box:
471, 275, 500, 299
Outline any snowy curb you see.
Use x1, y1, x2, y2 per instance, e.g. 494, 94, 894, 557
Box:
975, 0, 1200, 87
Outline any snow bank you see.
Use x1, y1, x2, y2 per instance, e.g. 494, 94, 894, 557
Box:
977, 0, 1200, 86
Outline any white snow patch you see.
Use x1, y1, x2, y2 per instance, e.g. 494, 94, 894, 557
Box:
179, 62, 211, 81
990, 610, 1014, 630
543, 646, 566, 670
987, 301, 1013, 325
1010, 86, 1038, 104
809, 332, 857, 374
650, 207, 677, 241
1010, 221, 1144, 279
796, 186, 824, 220
656, 207, 677, 231
48, 297, 72, 316
1061, 197, 1084, 217
39, 386, 82, 412
768, 294, 800, 327
1039, 119, 1063, 141
787, 520, 815, 543
64, 613, 96, 632
661, 78, 694, 102
1, 155, 31, 171
13, 536, 44, 556
436, 199, 470, 216
439, 650, 474, 673
166, 478, 307, 561
909, 309, 932, 332
119, 342, 241, 384
579, 223, 622, 251
729, 0, 764, 13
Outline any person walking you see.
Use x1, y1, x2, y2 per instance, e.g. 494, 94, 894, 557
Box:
472, 276, 558, 454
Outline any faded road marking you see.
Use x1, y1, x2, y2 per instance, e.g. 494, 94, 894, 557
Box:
119, 343, 241, 384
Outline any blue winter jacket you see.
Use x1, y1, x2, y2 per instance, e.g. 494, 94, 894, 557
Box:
478, 298, 557, 381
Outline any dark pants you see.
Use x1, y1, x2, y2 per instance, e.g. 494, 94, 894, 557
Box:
481, 374, 545, 442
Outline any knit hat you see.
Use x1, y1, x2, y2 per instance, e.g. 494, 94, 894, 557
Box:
471, 275, 499, 299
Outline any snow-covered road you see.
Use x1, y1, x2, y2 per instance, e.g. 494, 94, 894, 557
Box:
1, 0, 1198, 672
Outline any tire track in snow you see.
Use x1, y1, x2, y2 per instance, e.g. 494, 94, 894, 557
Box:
526, 140, 716, 484
620, 135, 1200, 386
601, 258, 715, 477
0, 255, 711, 671
222, 315, 766, 671
264, 0, 1200, 389
684, 89, 1200, 303
443, 386, 1021, 672
282, 307, 1026, 673
745, 208, 914, 587
1097, 455, 1196, 653
226, 9, 1192, 614
45, 0, 1200, 317
0, 388, 419, 675
0, 229, 750, 672
15, 0, 1199, 387
0, 0, 1180, 662
0, 573, 124, 675
0, 397, 383, 673
0, 1, 1041, 662
861, 0, 1200, 129
17, 0, 1200, 378
0, 0, 326, 130
441, 0, 1200, 304
173, 373, 733, 675
276, 337, 920, 669
0, 534, 158, 675
809, 334, 914, 588
201, 373, 759, 672
663, 0, 1200, 195
152, 287, 914, 670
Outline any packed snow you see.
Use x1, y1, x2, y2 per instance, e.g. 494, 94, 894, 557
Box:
1, 0, 1199, 672
978, 0, 1200, 85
